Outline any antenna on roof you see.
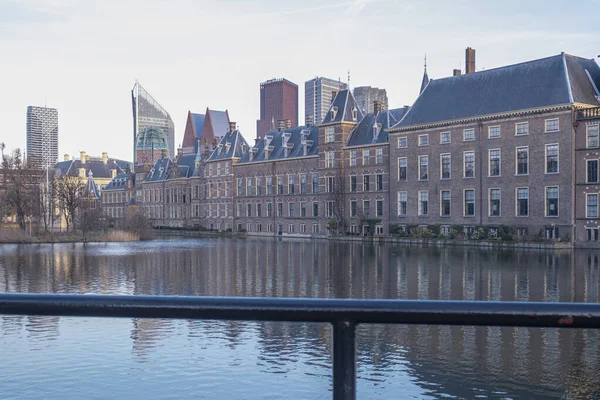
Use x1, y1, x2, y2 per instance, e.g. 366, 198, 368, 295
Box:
424, 54, 427, 72
347, 70, 351, 89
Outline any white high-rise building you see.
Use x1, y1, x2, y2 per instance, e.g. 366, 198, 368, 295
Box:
305, 77, 347, 125
26, 106, 59, 169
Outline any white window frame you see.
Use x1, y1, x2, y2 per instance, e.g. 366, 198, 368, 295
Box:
440, 189, 451, 217
488, 125, 501, 138
516, 187, 529, 217
397, 191, 407, 216
325, 126, 335, 143
463, 128, 475, 141
586, 193, 599, 218
363, 149, 370, 165
349, 149, 357, 167
515, 122, 529, 136
515, 146, 529, 176
545, 186, 559, 217
418, 190, 429, 216
488, 148, 501, 177
587, 124, 599, 148
587, 159, 599, 184
545, 118, 559, 133
398, 157, 407, 181
463, 151, 475, 178
545, 143, 559, 174
440, 153, 451, 180
440, 131, 451, 144
418, 134, 429, 146
489, 188, 501, 217
398, 137, 407, 148
418, 155, 429, 181
463, 189, 475, 217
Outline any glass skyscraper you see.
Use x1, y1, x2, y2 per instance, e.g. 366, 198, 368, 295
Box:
304, 77, 347, 125
26, 106, 59, 169
131, 81, 175, 165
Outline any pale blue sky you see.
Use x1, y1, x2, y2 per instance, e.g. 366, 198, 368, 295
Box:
1, 0, 599, 162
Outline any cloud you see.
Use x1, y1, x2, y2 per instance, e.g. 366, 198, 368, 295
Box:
0, 0, 67, 24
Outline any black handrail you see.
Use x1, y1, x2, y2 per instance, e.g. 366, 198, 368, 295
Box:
1, 294, 600, 400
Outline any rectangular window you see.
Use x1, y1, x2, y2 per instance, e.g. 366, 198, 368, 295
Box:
488, 126, 501, 138
376, 200, 383, 217
376, 148, 383, 164
397, 191, 407, 216
236, 204, 241, 218
440, 131, 451, 144
267, 202, 272, 217
247, 203, 252, 217
376, 174, 383, 191
363, 149, 370, 165
545, 118, 559, 132
313, 224, 319, 234
441, 153, 451, 179
225, 162, 230, 175
327, 176, 335, 193
489, 149, 500, 177
588, 160, 599, 183
246, 178, 252, 196
256, 177, 263, 196
489, 188, 500, 217
440, 190, 451, 216
288, 175, 295, 194
217, 163, 221, 175
277, 176, 283, 195
587, 194, 598, 218
325, 126, 335, 143
349, 150, 357, 166
398, 157, 407, 180
363, 200, 370, 217
363, 175, 370, 191
516, 147, 529, 175
350, 200, 357, 217
327, 201, 334, 217
419, 155, 428, 180
289, 203, 295, 217
350, 175, 357, 192
418, 191, 428, 216
325, 151, 335, 168
464, 151, 475, 178
545, 144, 559, 173
236, 178, 243, 197
277, 202, 283, 217
464, 189, 475, 216
588, 125, 599, 148
313, 202, 319, 217
267, 176, 273, 195
398, 137, 407, 148
300, 224, 306, 234
463, 128, 475, 141
587, 228, 599, 241
418, 134, 428, 146
516, 122, 529, 135
517, 188, 529, 217
312, 173, 319, 193
546, 187, 559, 217
257, 223, 262, 232
300, 202, 306, 217
288, 224, 295, 233
300, 174, 306, 193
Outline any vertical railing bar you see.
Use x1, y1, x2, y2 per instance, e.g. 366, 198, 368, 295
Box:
332, 320, 356, 400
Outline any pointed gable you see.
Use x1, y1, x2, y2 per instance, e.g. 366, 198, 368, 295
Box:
207, 128, 250, 162
346, 107, 409, 147
84, 171, 101, 199
182, 111, 205, 155
321, 89, 364, 125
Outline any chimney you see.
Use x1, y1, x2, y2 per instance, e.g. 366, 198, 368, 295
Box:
80, 151, 86, 164
64, 154, 69, 161
373, 100, 383, 116
284, 119, 292, 129
277, 120, 286, 131
306, 115, 313, 126
453, 69, 462, 77
229, 121, 237, 132
85, 155, 91, 163
465, 47, 476, 74
102, 152, 108, 164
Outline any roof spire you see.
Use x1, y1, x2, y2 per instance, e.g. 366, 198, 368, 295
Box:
347, 70, 351, 89
420, 53, 430, 94
424, 53, 427, 72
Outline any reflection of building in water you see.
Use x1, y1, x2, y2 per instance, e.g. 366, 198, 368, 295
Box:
130, 318, 172, 358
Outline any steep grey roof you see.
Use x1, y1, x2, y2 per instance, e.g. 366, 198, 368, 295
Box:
145, 158, 173, 182
84, 172, 101, 199
420, 68, 429, 94
175, 154, 197, 178
237, 125, 318, 164
395, 53, 600, 129
103, 173, 130, 191
208, 110, 230, 138
207, 130, 249, 161
53, 158, 125, 178
347, 107, 409, 147
321, 89, 364, 125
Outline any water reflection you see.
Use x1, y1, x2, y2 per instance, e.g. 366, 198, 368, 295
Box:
0, 239, 599, 398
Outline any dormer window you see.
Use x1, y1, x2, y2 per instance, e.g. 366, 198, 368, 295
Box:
241, 143, 246, 153
330, 106, 338, 121
249, 147, 257, 161
265, 145, 273, 159
352, 107, 358, 121
225, 142, 231, 153
373, 123, 382, 141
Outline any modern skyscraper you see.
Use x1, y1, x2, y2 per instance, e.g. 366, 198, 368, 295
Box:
26, 106, 58, 169
256, 78, 298, 139
131, 81, 175, 165
353, 86, 388, 115
304, 77, 347, 125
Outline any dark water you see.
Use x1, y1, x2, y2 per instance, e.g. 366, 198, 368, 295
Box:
1, 238, 599, 399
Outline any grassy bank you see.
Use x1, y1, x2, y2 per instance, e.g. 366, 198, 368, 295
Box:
0, 229, 141, 244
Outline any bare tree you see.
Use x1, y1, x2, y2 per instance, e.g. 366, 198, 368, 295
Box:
77, 200, 103, 242
326, 168, 347, 235
56, 175, 85, 232
38, 168, 58, 232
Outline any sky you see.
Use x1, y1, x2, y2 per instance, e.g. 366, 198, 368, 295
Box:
1, 0, 599, 162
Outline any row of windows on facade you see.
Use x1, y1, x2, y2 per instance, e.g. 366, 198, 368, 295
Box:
205, 161, 231, 177
395, 119, 571, 148
396, 187, 560, 218
397, 144, 560, 181
102, 191, 128, 204
235, 199, 385, 219
325, 147, 385, 168
235, 222, 385, 235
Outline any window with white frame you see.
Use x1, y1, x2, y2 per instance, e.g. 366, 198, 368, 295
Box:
376, 174, 383, 191
440, 190, 451, 216
363, 149, 370, 165
418, 191, 428, 216
441, 153, 451, 179
463, 128, 475, 141
313, 224, 319, 234
246, 177, 252, 196
398, 157, 407, 180
488, 126, 501, 138
516, 122, 529, 135
247, 203, 252, 217
546, 187, 559, 217
325, 126, 335, 143
300, 174, 306, 193
588, 160, 599, 183
489, 149, 500, 176
300, 201, 306, 217
363, 200, 370, 216
418, 134, 428, 146
516, 147, 529, 175
363, 174, 370, 191
326, 201, 334, 217
516, 188, 529, 216
587, 228, 599, 241
489, 188, 500, 217
587, 194, 598, 218
349, 150, 357, 166
312, 173, 319, 193
464, 151, 475, 178
398, 137, 407, 148
256, 177, 263, 196
350, 200, 357, 217
300, 224, 306, 233
545, 144, 559, 173
350, 175, 357, 192
397, 191, 407, 216
266, 176, 273, 195
288, 175, 295, 194
277, 176, 283, 194
313, 202, 319, 217
289, 202, 295, 217
277, 202, 283, 217
545, 118, 559, 133
464, 189, 475, 216
588, 124, 599, 148
289, 224, 295, 233
325, 151, 335, 168
376, 200, 383, 217
440, 131, 451, 144
267, 202, 272, 217
376, 148, 383, 164
418, 155, 428, 180
327, 176, 335, 193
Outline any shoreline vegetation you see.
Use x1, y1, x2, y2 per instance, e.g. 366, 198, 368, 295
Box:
0, 229, 142, 244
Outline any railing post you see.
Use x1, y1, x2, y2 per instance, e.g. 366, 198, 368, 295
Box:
332, 320, 356, 400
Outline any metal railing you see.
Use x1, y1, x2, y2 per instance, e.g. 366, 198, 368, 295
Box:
1, 294, 600, 400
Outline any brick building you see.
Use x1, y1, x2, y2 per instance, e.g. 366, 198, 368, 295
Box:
256, 78, 299, 139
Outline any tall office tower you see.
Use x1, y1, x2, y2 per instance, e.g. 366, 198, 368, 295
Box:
256, 78, 298, 139
131, 81, 175, 165
304, 77, 347, 125
353, 86, 388, 115
26, 106, 59, 169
